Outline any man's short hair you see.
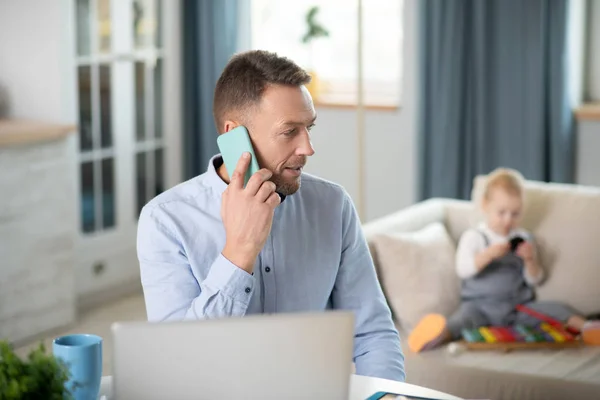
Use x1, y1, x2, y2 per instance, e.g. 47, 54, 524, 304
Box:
213, 50, 312, 132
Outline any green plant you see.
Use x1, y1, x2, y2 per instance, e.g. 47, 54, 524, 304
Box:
302, 6, 330, 44
301, 6, 330, 72
0, 340, 73, 400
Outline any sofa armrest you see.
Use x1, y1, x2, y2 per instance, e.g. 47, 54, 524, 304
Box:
363, 198, 453, 239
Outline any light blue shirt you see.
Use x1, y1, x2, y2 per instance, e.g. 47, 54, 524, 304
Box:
137, 155, 405, 382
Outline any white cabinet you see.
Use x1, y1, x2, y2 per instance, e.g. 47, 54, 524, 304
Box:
0, 121, 77, 344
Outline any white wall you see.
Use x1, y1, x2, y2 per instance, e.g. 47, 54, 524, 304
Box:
304, 0, 419, 222
0, 0, 75, 124
575, 120, 600, 187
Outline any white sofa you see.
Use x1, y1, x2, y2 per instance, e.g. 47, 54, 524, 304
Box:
362, 178, 600, 400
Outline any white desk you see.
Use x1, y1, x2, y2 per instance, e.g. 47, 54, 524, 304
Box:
98, 374, 462, 400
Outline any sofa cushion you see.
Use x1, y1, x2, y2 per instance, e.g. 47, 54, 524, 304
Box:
471, 177, 600, 315
370, 222, 460, 332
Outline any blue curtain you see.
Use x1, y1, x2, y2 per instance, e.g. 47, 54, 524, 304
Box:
182, 0, 240, 179
418, 0, 574, 200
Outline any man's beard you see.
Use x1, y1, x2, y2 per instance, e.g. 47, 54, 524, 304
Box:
271, 173, 301, 196
266, 156, 307, 196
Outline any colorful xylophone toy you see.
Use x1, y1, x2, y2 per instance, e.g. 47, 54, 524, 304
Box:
461, 323, 583, 351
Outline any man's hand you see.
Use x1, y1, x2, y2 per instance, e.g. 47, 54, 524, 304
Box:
221, 152, 281, 273
474, 242, 510, 272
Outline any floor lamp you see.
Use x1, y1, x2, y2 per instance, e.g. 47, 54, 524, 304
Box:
356, 0, 366, 221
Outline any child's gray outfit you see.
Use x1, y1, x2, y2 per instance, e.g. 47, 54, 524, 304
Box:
447, 230, 576, 339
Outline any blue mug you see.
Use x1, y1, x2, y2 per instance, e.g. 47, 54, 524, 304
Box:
53, 334, 103, 400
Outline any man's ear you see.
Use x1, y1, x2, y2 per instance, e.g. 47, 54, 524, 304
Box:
222, 120, 240, 133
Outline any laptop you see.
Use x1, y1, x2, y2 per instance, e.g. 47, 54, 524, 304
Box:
111, 311, 354, 400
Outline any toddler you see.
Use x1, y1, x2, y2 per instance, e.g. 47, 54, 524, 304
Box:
408, 168, 600, 352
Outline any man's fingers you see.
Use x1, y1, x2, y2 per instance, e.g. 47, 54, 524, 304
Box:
245, 168, 272, 195
230, 152, 251, 188
256, 181, 276, 202
266, 191, 281, 208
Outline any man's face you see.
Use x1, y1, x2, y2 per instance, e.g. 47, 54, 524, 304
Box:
238, 84, 316, 195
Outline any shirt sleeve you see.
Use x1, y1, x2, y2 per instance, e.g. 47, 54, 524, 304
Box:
455, 229, 487, 279
137, 205, 255, 322
331, 191, 406, 382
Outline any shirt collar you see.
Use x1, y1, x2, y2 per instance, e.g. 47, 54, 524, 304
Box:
204, 154, 287, 204
205, 154, 228, 196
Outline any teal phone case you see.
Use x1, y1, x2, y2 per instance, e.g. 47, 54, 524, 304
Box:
216, 126, 260, 187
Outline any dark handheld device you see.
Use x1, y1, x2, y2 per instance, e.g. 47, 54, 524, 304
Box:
509, 236, 525, 252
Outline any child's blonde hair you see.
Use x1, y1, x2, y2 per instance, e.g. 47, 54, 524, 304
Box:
481, 167, 525, 202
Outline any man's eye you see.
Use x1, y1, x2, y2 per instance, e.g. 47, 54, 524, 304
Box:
284, 128, 296, 136
307, 124, 316, 131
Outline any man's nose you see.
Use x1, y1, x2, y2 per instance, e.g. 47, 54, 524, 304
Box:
297, 131, 315, 156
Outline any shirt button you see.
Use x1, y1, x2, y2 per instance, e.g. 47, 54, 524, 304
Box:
265, 266, 271, 273
245, 287, 251, 294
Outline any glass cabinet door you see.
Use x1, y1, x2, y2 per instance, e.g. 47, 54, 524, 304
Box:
72, 0, 180, 295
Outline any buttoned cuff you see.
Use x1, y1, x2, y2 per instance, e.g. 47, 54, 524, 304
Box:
205, 254, 256, 304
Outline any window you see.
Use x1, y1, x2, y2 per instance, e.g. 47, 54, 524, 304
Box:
251, 0, 403, 107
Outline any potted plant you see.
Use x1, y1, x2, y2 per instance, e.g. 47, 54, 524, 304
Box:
302, 6, 329, 100
0, 340, 74, 399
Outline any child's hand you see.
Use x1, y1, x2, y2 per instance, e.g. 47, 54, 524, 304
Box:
475, 242, 510, 272
487, 242, 511, 260
516, 241, 535, 262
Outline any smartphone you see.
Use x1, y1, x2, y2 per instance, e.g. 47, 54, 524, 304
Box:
216, 126, 260, 187
509, 236, 525, 252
